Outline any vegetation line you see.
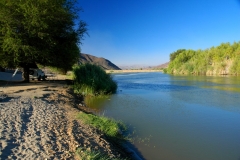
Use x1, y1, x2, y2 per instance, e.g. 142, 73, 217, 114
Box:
165, 42, 240, 75
75, 147, 123, 160
76, 112, 129, 160
76, 112, 127, 139
71, 63, 134, 159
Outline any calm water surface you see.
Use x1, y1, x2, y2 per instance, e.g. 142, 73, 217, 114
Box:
85, 72, 240, 160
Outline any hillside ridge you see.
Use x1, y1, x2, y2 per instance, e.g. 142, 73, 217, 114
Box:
79, 53, 121, 70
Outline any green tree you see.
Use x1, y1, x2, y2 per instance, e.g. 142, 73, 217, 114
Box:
0, 0, 87, 82
169, 49, 186, 61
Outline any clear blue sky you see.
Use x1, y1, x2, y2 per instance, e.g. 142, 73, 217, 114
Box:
78, 0, 240, 66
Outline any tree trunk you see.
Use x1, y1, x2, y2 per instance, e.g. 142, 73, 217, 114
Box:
22, 66, 30, 83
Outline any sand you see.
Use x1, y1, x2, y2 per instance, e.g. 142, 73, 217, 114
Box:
0, 80, 126, 159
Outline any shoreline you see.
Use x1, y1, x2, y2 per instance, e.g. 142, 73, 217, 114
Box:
106, 69, 162, 73
0, 80, 142, 159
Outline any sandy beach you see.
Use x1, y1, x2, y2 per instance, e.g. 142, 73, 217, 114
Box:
0, 80, 127, 159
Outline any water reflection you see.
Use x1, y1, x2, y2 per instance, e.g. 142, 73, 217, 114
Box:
84, 95, 111, 114
169, 74, 240, 92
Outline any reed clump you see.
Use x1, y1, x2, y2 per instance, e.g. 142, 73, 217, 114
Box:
72, 63, 117, 96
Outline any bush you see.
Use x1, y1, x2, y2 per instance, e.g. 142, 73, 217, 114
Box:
72, 63, 117, 96
163, 68, 167, 73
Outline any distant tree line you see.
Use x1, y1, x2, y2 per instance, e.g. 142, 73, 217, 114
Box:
165, 42, 240, 75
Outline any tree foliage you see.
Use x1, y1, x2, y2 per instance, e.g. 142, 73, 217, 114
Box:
170, 49, 186, 61
0, 0, 87, 81
166, 42, 240, 75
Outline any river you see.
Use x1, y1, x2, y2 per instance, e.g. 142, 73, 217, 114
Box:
84, 72, 240, 160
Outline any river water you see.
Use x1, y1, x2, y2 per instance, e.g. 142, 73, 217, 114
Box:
85, 72, 240, 160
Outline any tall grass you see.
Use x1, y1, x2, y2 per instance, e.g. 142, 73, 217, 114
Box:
72, 64, 117, 96
76, 112, 126, 139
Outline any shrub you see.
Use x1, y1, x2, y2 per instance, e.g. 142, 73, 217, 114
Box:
163, 68, 167, 73
72, 63, 117, 96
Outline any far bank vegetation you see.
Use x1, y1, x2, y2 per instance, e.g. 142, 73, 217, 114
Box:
165, 42, 240, 75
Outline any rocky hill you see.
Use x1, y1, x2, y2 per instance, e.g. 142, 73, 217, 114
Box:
154, 62, 169, 69
79, 53, 121, 70
119, 65, 153, 70
119, 63, 169, 70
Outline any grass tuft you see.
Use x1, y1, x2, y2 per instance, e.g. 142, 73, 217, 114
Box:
77, 112, 126, 139
76, 112, 130, 159
75, 147, 122, 160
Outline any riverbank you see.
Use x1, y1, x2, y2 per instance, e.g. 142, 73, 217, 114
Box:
0, 80, 136, 159
106, 69, 162, 73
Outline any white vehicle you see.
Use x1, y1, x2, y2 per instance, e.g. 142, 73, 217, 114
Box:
29, 68, 47, 81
